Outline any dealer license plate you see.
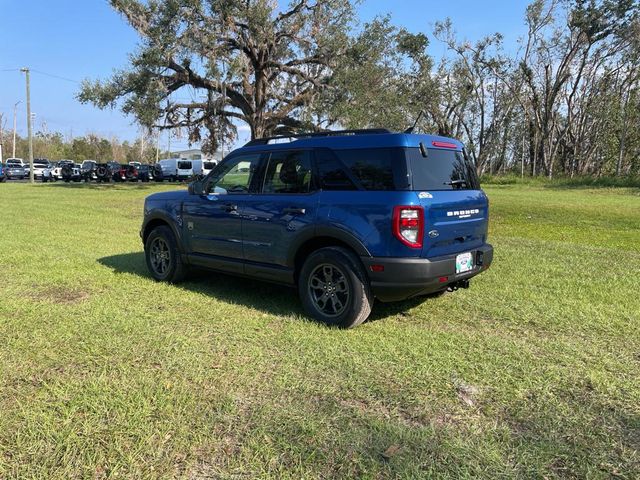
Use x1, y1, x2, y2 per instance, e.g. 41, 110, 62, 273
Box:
455, 252, 474, 274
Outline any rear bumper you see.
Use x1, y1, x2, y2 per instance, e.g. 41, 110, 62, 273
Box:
361, 244, 493, 302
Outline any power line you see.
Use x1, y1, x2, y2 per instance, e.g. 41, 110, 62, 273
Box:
0, 67, 79, 83
30, 69, 79, 84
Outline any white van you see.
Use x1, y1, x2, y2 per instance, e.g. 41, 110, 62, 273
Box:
202, 160, 218, 176
176, 160, 193, 180
158, 159, 178, 180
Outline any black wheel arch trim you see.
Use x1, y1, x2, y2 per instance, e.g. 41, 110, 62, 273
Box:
286, 225, 372, 268
142, 212, 185, 253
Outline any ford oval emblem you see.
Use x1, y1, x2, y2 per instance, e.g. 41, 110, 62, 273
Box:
428, 230, 439, 238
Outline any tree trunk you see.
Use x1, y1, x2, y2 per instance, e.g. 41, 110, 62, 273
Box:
616, 89, 630, 177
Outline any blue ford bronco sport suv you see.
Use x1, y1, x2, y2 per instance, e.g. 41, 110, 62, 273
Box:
141, 129, 493, 328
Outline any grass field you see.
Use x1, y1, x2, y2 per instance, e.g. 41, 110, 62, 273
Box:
0, 182, 638, 479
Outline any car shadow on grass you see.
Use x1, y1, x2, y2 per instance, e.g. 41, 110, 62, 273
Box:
98, 252, 427, 324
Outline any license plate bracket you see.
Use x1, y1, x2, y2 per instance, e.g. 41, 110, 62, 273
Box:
455, 252, 474, 274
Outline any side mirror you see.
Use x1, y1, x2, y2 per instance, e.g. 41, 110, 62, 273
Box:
188, 180, 205, 196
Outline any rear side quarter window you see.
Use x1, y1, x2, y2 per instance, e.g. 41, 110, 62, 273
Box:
333, 148, 398, 191
315, 148, 408, 191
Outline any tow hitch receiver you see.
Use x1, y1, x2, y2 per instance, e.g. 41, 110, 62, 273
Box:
448, 279, 470, 292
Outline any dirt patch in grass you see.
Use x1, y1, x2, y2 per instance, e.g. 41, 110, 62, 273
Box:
40, 287, 91, 304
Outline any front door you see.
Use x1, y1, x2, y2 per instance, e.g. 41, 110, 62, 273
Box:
182, 152, 263, 272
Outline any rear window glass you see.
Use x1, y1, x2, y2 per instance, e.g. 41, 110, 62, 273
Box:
333, 148, 396, 191
406, 148, 480, 190
178, 161, 192, 169
203, 162, 216, 169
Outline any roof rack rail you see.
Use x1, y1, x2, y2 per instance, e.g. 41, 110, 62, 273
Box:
243, 128, 392, 147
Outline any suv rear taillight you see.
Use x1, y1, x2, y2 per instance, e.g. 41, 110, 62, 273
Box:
393, 206, 424, 248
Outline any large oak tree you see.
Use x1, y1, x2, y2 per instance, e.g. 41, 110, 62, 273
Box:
79, 0, 359, 152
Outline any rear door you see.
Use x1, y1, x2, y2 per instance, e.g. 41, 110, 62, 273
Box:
242, 149, 318, 269
406, 146, 489, 258
177, 160, 193, 178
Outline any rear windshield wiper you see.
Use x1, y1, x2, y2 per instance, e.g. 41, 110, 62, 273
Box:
444, 179, 467, 187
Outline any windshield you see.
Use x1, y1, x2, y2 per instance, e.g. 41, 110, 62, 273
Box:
406, 148, 480, 190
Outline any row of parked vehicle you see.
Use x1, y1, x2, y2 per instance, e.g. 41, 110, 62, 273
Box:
0, 157, 219, 183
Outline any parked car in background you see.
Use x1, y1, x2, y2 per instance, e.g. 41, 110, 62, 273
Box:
42, 163, 56, 182
0, 164, 6, 182
5, 164, 26, 180
32, 158, 52, 180
152, 163, 165, 182
113, 164, 138, 182
5, 158, 25, 168
81, 160, 98, 181
141, 129, 493, 328
51, 160, 74, 181
93, 163, 111, 183
137, 164, 153, 182
157, 159, 178, 181
52, 160, 81, 182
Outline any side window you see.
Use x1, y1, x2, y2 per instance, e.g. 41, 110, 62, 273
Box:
334, 148, 395, 191
262, 150, 313, 194
315, 148, 357, 191
206, 154, 262, 194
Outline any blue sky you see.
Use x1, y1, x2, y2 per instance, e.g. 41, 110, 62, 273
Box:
0, 0, 530, 152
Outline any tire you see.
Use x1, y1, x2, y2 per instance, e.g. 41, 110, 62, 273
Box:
145, 226, 187, 283
153, 165, 164, 182
125, 166, 137, 181
298, 247, 372, 328
61, 166, 73, 182
95, 166, 109, 182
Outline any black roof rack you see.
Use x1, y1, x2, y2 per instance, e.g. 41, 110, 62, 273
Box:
243, 128, 392, 147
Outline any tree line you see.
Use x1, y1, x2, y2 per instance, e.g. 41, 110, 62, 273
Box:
0, 131, 161, 164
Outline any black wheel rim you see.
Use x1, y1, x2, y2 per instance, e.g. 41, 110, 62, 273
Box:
150, 237, 171, 276
307, 263, 350, 318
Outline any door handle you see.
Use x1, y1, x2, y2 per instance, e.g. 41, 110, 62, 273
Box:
222, 203, 238, 213
283, 207, 306, 215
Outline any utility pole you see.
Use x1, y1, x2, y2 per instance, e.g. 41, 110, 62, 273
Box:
155, 131, 160, 162
13, 101, 21, 158
0, 113, 4, 164
20, 67, 34, 183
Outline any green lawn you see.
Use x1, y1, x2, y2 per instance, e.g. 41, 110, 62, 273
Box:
0, 182, 638, 479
